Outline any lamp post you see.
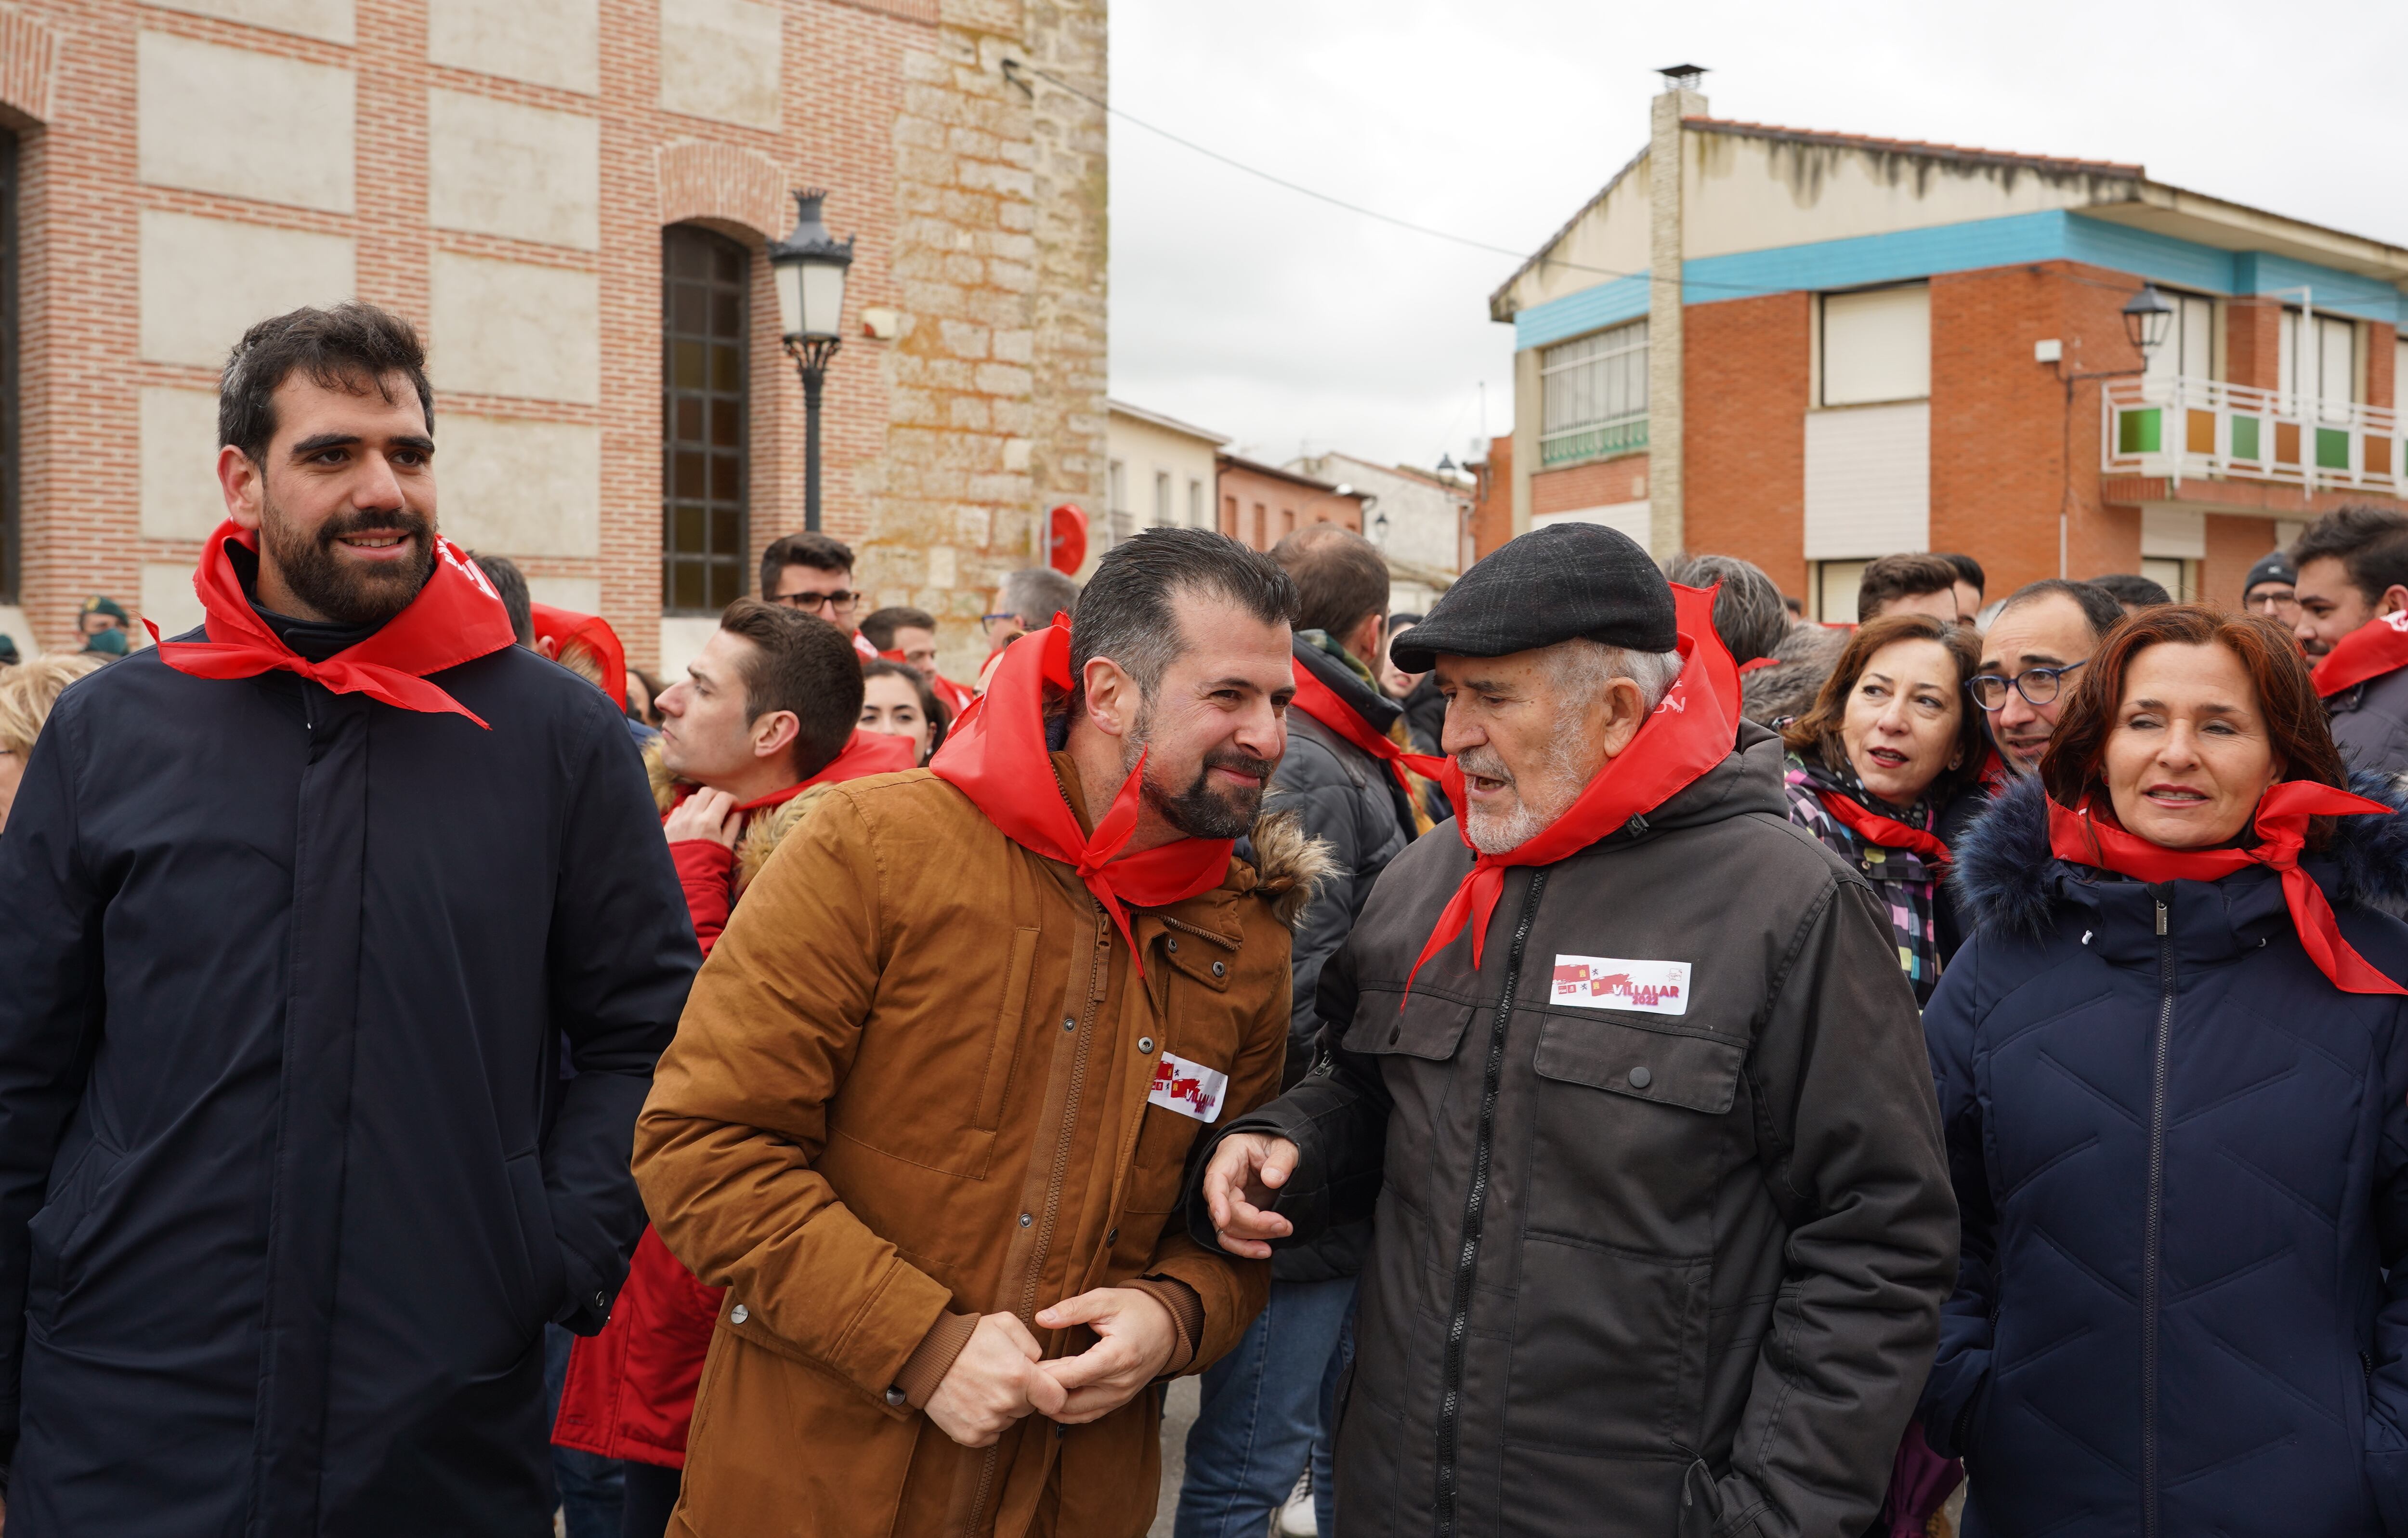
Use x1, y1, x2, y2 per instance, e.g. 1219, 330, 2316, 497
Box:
766, 189, 855, 533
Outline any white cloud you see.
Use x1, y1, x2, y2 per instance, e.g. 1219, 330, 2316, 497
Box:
1109, 0, 2408, 472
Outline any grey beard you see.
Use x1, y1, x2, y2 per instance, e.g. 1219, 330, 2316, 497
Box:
1457, 741, 1588, 854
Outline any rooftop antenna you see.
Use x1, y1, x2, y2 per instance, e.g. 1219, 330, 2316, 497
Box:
1657, 63, 1707, 92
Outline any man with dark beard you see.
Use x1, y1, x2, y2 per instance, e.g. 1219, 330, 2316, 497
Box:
0, 303, 698, 1532
633, 528, 1328, 1538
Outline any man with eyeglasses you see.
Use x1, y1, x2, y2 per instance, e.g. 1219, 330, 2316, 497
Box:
2290, 507, 2408, 775
1934, 578, 2124, 958
761, 531, 877, 659
2243, 550, 2300, 629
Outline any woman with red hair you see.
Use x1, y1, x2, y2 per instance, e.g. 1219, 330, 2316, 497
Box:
1924, 604, 2408, 1536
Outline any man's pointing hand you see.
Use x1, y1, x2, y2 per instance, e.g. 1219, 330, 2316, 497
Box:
1200, 1132, 1299, 1260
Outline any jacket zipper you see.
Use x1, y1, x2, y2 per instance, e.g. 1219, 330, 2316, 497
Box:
2142, 891, 2173, 1538
1432, 867, 1548, 1538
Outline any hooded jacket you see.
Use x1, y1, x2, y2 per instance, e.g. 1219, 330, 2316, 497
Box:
0, 628, 696, 1534
632, 758, 1329, 1538
1925, 774, 2408, 1538
1213, 723, 1958, 1538
2328, 664, 2408, 777
1256, 638, 1421, 1283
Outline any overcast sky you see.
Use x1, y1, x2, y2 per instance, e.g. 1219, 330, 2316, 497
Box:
1104, 0, 2408, 475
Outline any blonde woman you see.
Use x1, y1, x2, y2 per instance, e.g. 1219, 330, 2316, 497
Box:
0, 654, 105, 833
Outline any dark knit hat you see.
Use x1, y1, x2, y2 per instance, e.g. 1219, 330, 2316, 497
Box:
1390, 523, 1675, 673
2243, 549, 2297, 597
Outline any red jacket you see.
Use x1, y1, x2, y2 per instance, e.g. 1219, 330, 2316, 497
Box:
553, 729, 915, 1467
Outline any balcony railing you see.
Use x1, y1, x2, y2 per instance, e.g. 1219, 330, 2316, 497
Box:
2102, 375, 2401, 495
1539, 415, 1648, 467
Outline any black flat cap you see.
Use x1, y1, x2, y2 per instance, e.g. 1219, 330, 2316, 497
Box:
1391, 523, 1675, 673
2243, 549, 2297, 596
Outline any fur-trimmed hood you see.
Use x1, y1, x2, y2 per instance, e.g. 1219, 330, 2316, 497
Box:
1243, 808, 1336, 932
1950, 770, 2408, 937
644, 739, 842, 895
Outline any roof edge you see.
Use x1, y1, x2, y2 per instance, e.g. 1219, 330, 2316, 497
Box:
1688, 117, 2144, 179
1107, 398, 1232, 446
1490, 141, 1649, 321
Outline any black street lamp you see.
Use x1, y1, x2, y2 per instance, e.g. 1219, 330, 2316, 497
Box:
767, 188, 855, 533
2122, 283, 2174, 357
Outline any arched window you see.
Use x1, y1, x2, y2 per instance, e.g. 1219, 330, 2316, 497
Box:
662, 225, 748, 614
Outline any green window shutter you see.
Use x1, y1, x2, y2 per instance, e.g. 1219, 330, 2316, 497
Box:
2230, 416, 2260, 461
2118, 408, 2161, 455
2316, 427, 2352, 471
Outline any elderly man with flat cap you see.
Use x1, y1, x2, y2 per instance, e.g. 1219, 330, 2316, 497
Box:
1198, 525, 1958, 1538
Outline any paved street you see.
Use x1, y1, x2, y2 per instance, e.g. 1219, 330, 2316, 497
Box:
1147, 1376, 1200, 1538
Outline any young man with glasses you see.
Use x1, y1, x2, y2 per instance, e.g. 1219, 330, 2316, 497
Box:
2289, 507, 2408, 774
761, 531, 877, 658
2242, 550, 2300, 629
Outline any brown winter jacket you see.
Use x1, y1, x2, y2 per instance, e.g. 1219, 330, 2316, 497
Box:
634, 754, 1325, 1538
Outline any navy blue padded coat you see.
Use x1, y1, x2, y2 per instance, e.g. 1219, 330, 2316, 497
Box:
1924, 774, 2408, 1538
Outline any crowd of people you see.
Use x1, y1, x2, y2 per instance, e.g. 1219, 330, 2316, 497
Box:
4, 297, 2408, 1538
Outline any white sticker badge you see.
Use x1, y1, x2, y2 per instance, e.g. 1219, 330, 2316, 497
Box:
1549, 955, 1691, 1016
1148, 1051, 1230, 1124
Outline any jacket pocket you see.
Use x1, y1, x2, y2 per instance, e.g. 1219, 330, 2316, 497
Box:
25, 1137, 122, 1327
1531, 1013, 1742, 1114
974, 927, 1042, 1132
505, 1152, 566, 1330
1339, 996, 1472, 1062
1505, 1233, 1706, 1457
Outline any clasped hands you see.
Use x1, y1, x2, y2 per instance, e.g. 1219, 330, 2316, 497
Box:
923, 1287, 1178, 1448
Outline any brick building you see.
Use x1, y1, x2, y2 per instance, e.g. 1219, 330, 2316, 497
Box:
1491, 69, 2408, 617
0, 0, 1105, 679
1215, 451, 1363, 553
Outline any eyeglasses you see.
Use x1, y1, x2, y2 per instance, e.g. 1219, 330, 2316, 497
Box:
981, 612, 1022, 631
1968, 659, 2086, 711
773, 590, 859, 616
2247, 592, 2302, 618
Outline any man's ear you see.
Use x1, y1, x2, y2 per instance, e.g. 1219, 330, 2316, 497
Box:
1081, 655, 1136, 739
219, 445, 264, 531
1595, 676, 1651, 759
1344, 610, 1384, 669
2380, 584, 2408, 619
751, 709, 801, 763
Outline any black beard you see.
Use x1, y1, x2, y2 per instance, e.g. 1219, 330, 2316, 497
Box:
1140, 746, 1276, 840
261, 498, 435, 627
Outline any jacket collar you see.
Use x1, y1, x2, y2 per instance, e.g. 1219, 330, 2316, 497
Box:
1949, 771, 2408, 953
1292, 638, 1403, 737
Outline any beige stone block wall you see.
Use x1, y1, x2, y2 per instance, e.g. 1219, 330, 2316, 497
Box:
425, 89, 600, 250
429, 252, 601, 404
139, 0, 353, 45
140, 560, 206, 637
137, 31, 354, 212
426, 0, 598, 95
138, 211, 357, 368
437, 414, 602, 558
657, 0, 779, 130
139, 386, 225, 540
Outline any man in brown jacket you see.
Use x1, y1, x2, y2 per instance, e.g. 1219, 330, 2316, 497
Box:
636, 529, 1325, 1538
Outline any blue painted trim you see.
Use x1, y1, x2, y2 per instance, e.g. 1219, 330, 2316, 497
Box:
1513, 272, 1651, 351
1510, 208, 2402, 350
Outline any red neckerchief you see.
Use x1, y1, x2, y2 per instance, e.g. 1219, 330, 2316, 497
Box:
2312, 610, 2408, 698
667, 728, 918, 818
2047, 783, 2405, 995
148, 520, 515, 727
1402, 584, 1741, 1004
1736, 656, 1779, 676
1976, 747, 2011, 796
1289, 659, 1449, 807
1814, 786, 1950, 866
531, 603, 627, 708
851, 631, 879, 661
929, 616, 1231, 974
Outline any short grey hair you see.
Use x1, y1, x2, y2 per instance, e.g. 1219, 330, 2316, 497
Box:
999, 567, 1083, 626
1663, 552, 1786, 665
1540, 637, 1684, 712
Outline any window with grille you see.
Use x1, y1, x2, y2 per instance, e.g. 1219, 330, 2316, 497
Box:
1540, 318, 1648, 466
662, 226, 749, 615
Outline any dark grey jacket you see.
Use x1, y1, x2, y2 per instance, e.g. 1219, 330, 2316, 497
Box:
1218, 723, 1957, 1538
1259, 642, 1418, 1282
2329, 663, 2408, 777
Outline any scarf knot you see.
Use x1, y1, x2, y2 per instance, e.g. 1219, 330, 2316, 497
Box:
2046, 781, 2405, 996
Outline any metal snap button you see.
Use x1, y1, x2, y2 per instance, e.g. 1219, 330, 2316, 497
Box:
1106, 1227, 1119, 1244
1628, 1065, 1652, 1089
730, 1303, 749, 1324
1019, 1212, 1033, 1227
1211, 960, 1226, 977
1063, 1016, 1075, 1032
1167, 937, 1179, 951
1138, 1037, 1156, 1054
885, 1385, 908, 1407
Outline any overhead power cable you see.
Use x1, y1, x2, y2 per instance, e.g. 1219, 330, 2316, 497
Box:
1006, 61, 2163, 310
